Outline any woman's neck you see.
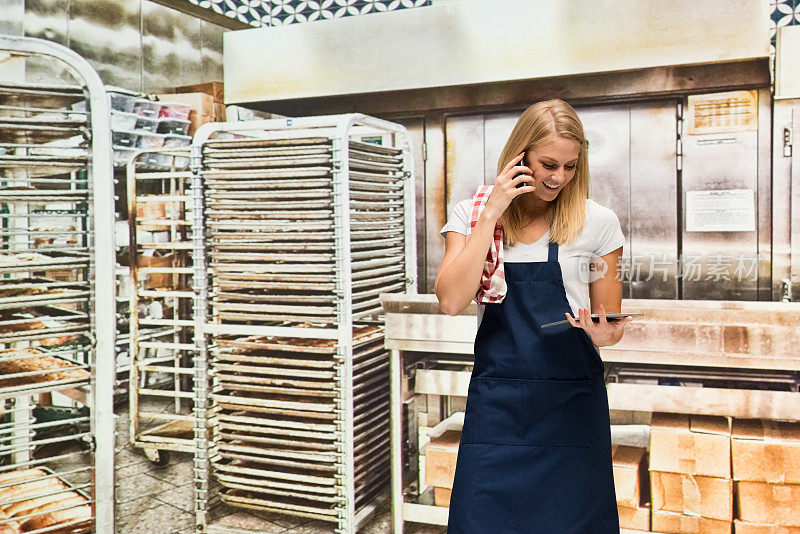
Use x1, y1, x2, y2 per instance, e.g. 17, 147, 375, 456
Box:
521, 194, 554, 225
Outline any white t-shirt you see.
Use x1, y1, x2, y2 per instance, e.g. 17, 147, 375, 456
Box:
440, 198, 625, 327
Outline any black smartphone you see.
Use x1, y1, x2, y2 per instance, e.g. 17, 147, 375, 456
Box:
515, 153, 530, 189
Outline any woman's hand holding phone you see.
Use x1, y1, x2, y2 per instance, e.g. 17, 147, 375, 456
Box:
482, 152, 536, 223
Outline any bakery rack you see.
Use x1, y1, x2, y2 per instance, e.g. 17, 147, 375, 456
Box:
127, 147, 195, 466
0, 35, 115, 533
190, 115, 416, 533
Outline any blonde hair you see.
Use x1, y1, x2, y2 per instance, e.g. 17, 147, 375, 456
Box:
496, 99, 589, 247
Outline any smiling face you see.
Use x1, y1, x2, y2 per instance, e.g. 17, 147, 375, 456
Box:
523, 134, 581, 201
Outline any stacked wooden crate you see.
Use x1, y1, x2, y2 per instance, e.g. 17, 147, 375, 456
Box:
425, 430, 460, 507
613, 445, 650, 531
732, 419, 800, 533
649, 413, 734, 533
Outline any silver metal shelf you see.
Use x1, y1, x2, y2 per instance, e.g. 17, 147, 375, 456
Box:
0, 35, 116, 534
191, 115, 417, 534
127, 148, 197, 462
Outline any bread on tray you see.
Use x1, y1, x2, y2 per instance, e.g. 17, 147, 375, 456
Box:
0, 349, 90, 388
19, 495, 91, 534
0, 469, 90, 534
0, 509, 19, 534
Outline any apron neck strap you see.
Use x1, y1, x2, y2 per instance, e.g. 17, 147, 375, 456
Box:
548, 241, 559, 263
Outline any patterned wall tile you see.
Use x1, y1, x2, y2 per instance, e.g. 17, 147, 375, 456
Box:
188, 0, 430, 27
770, 0, 800, 54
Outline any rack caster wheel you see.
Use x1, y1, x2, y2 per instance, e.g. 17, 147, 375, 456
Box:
144, 448, 169, 467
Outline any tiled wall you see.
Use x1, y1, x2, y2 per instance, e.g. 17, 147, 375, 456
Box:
192, 0, 800, 41
771, 0, 800, 54
188, 0, 431, 27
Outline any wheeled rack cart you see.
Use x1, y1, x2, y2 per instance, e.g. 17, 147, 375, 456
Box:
127, 147, 195, 466
0, 35, 116, 533
190, 115, 416, 533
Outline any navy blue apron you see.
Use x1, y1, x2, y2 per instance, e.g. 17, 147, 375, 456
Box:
447, 241, 620, 533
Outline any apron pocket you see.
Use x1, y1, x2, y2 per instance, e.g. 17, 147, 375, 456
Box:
459, 377, 525, 445
522, 378, 602, 448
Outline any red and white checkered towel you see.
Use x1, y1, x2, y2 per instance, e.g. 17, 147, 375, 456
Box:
466, 185, 506, 303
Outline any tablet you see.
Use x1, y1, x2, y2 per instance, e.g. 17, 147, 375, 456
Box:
540, 313, 644, 328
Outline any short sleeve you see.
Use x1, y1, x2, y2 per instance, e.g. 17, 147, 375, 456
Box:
592, 204, 625, 257
440, 198, 473, 238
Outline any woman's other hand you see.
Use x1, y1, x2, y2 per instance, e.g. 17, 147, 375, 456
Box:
564, 304, 635, 347
482, 152, 537, 222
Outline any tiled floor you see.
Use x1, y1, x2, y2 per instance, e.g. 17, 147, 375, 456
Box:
114, 401, 446, 534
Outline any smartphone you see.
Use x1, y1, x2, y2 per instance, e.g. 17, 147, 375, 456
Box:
540, 313, 644, 328
515, 152, 530, 189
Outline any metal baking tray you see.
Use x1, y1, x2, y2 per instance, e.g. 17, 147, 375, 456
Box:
0, 279, 89, 309
213, 326, 382, 354
0, 82, 85, 109
351, 256, 405, 273
206, 207, 333, 219
213, 400, 336, 420
348, 179, 403, 193
204, 137, 331, 151
215, 471, 338, 501
211, 390, 336, 415
212, 450, 339, 479
0, 190, 88, 202
210, 262, 335, 275
211, 242, 335, 254
0, 123, 86, 144
348, 149, 403, 166
0, 155, 88, 177
350, 199, 404, 211
216, 410, 336, 434
215, 464, 337, 493
215, 426, 337, 452
206, 190, 332, 202
202, 145, 331, 159
220, 489, 340, 522
207, 220, 334, 232
217, 480, 338, 506
214, 293, 337, 306
212, 301, 335, 316
210, 229, 334, 242
202, 168, 331, 181
350, 236, 403, 250
348, 139, 402, 156
215, 279, 336, 293
0, 350, 90, 399
348, 159, 403, 174
0, 306, 88, 344
214, 311, 337, 324
348, 189, 404, 202
203, 154, 332, 168
0, 252, 90, 274
212, 352, 337, 370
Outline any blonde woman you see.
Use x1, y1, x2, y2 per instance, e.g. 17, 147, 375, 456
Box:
436, 99, 633, 533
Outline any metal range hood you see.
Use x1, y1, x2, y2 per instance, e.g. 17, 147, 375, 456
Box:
224, 0, 771, 115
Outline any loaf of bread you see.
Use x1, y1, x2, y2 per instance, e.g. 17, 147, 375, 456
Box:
4, 490, 79, 518
0, 509, 20, 534
0, 322, 45, 335
0, 477, 64, 509
0, 349, 90, 388
19, 495, 90, 533
0, 470, 45, 488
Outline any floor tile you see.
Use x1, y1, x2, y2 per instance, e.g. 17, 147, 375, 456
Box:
117, 502, 193, 534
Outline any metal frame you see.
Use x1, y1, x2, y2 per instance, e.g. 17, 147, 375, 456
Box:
0, 35, 116, 533
127, 147, 196, 464
190, 114, 416, 533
